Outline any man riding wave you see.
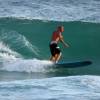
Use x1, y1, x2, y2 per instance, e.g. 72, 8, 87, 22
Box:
49, 26, 69, 63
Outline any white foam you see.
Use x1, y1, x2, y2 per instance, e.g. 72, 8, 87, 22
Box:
0, 42, 21, 60
0, 75, 100, 100
0, 58, 53, 73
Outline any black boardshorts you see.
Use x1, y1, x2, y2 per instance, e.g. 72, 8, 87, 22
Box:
49, 42, 61, 56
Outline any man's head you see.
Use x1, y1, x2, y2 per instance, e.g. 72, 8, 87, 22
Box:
57, 26, 64, 32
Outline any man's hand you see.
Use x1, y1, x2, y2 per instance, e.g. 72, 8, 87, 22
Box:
63, 43, 69, 48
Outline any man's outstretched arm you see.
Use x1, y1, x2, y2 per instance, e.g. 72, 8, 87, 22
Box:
59, 33, 69, 47
60, 39, 69, 47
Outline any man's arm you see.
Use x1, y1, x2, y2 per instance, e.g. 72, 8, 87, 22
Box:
59, 33, 69, 47
60, 38, 69, 47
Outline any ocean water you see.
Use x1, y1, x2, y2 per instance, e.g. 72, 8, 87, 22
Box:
0, 0, 100, 100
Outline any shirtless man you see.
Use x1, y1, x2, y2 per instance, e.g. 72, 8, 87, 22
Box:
49, 26, 69, 63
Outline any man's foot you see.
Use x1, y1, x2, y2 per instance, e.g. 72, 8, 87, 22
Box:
55, 61, 58, 64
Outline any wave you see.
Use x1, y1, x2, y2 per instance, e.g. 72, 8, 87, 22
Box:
0, 17, 100, 75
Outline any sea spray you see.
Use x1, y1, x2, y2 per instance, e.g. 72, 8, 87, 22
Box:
0, 30, 40, 57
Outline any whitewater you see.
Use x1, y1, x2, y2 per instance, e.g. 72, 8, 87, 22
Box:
0, 76, 100, 100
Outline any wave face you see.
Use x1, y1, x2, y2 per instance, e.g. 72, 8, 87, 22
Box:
0, 0, 100, 22
0, 18, 100, 74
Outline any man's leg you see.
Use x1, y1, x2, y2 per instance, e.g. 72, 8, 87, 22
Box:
50, 56, 56, 62
55, 53, 62, 63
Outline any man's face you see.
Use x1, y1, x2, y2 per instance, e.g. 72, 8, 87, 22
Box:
61, 27, 64, 32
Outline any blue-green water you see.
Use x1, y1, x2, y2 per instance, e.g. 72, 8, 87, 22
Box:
0, 0, 100, 99
0, 17, 100, 100
0, 18, 100, 75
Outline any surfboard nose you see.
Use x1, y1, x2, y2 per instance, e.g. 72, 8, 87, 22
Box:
54, 60, 92, 68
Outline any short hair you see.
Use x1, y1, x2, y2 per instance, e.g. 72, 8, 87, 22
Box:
57, 26, 64, 31
58, 26, 64, 29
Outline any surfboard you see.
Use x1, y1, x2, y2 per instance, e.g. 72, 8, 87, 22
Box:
54, 60, 92, 68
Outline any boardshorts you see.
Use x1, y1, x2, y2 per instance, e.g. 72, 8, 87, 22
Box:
49, 41, 61, 56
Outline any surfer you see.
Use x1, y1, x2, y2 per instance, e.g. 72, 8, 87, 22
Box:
49, 26, 69, 63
